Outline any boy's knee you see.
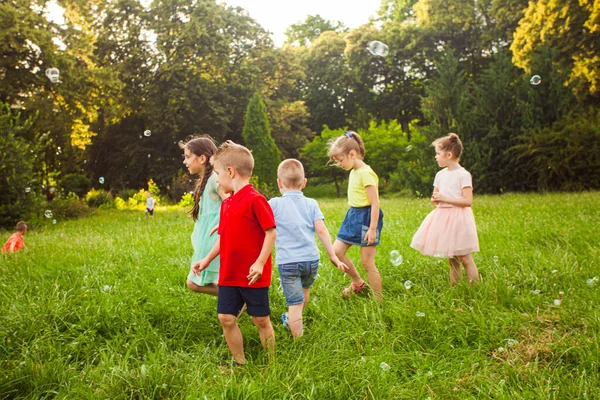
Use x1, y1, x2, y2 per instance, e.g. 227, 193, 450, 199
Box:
252, 316, 272, 330
218, 313, 237, 327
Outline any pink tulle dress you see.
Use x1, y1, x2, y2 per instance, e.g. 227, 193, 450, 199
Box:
410, 167, 479, 258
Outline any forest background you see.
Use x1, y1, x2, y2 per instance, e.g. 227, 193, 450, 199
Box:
1, 0, 599, 227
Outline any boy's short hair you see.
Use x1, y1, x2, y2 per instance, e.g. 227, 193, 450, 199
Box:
212, 140, 254, 177
16, 221, 27, 232
278, 159, 305, 189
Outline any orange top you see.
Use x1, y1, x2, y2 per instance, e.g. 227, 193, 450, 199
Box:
2, 233, 25, 254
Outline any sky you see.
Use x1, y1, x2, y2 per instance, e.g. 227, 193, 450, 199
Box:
223, 0, 381, 47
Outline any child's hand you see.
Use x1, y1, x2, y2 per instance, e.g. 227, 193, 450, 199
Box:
431, 192, 447, 203
209, 224, 219, 236
192, 258, 209, 275
329, 255, 348, 272
247, 262, 264, 285
431, 195, 439, 206
363, 227, 377, 246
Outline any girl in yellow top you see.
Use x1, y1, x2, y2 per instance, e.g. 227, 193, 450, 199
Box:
328, 131, 384, 299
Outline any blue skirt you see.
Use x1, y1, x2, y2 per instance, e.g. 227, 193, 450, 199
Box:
337, 206, 383, 247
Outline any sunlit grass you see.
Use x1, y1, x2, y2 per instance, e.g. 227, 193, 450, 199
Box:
1, 192, 599, 398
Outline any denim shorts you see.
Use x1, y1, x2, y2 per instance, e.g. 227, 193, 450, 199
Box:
337, 206, 384, 247
278, 260, 319, 306
217, 286, 270, 317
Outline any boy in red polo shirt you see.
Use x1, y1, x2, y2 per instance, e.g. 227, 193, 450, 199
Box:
193, 140, 276, 366
2, 221, 28, 254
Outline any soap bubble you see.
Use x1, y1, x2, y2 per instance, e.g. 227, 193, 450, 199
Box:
389, 250, 403, 266
553, 299, 562, 306
45, 68, 60, 83
530, 75, 541, 85
380, 362, 390, 370
505, 338, 518, 347
143, 130, 151, 137
99, 176, 105, 184
44, 210, 53, 218
367, 41, 389, 57
405, 145, 413, 152
315, 28, 321, 35
52, 219, 57, 224
530, 289, 541, 295
416, 311, 425, 317
493, 255, 499, 263
147, 154, 151, 158
404, 280, 413, 290
25, 187, 31, 193
587, 277, 598, 286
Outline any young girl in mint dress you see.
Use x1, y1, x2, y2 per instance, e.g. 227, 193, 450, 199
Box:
182, 136, 227, 296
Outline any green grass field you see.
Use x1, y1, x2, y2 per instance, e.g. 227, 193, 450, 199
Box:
1, 192, 599, 399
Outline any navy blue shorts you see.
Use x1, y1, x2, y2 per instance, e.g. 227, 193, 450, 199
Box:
278, 260, 319, 306
337, 206, 383, 246
217, 286, 270, 317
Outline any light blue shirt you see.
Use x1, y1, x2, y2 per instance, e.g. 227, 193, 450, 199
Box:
269, 191, 324, 265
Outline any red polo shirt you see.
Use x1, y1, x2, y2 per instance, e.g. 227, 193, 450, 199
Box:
218, 184, 276, 288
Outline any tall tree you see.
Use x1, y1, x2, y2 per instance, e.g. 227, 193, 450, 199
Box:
511, 0, 600, 103
242, 93, 280, 189
284, 14, 345, 47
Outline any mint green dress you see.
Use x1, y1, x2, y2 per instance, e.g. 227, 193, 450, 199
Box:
187, 173, 221, 286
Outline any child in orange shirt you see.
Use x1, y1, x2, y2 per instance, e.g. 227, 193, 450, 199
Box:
2, 221, 28, 254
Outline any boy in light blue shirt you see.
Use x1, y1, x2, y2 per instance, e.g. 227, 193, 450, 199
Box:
269, 159, 347, 338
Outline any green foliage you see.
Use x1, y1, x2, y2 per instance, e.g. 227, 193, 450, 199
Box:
0, 103, 38, 228
242, 93, 281, 191
284, 14, 346, 46
85, 189, 113, 208
512, 109, 600, 191
59, 173, 91, 198
511, 0, 600, 102
178, 192, 194, 209
147, 179, 161, 200
44, 192, 91, 220
299, 126, 347, 197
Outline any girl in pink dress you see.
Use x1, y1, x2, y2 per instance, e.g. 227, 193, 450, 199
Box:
410, 133, 480, 285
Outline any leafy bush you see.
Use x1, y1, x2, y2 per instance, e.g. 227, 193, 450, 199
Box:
46, 192, 91, 220
59, 173, 91, 198
178, 192, 194, 209
85, 189, 113, 208
116, 189, 137, 201
114, 197, 127, 210
512, 109, 600, 191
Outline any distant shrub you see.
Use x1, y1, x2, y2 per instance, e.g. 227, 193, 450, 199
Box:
114, 197, 126, 210
49, 192, 92, 219
117, 189, 137, 201
85, 189, 113, 208
60, 173, 91, 198
178, 192, 194, 209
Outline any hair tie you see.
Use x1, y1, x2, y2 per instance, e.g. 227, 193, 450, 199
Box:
344, 131, 352, 138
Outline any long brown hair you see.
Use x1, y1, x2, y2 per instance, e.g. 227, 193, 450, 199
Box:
184, 136, 218, 221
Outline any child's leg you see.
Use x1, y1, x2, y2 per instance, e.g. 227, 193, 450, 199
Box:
458, 254, 479, 283
218, 314, 245, 364
361, 246, 382, 299
287, 303, 304, 338
186, 279, 218, 296
333, 240, 364, 286
287, 288, 311, 338
449, 257, 462, 285
251, 316, 275, 354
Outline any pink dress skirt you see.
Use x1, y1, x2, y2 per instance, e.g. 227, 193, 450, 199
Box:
410, 204, 479, 258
